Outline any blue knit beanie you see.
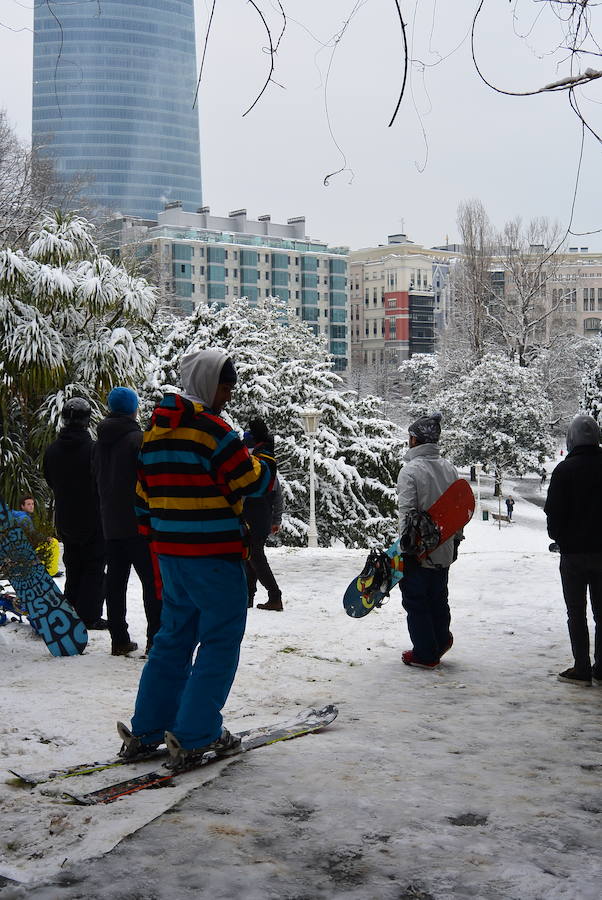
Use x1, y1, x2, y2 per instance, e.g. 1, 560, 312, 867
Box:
108, 386, 139, 415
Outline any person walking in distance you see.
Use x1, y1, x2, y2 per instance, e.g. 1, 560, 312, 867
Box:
43, 398, 106, 629
244, 419, 283, 611
545, 414, 602, 686
505, 496, 515, 521
117, 350, 277, 768
93, 387, 162, 655
397, 413, 463, 670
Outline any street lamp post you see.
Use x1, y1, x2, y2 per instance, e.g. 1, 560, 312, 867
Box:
475, 463, 482, 514
300, 408, 322, 548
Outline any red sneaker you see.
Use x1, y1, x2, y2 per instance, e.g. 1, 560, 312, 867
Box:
402, 650, 440, 669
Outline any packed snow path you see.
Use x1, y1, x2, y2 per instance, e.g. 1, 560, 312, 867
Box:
1, 485, 601, 899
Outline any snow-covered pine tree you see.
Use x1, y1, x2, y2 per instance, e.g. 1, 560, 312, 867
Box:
141, 298, 404, 548
581, 332, 602, 423
397, 353, 442, 421
435, 352, 554, 493
0, 211, 157, 504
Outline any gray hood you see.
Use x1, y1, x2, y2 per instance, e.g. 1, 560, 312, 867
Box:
566, 415, 600, 452
180, 349, 231, 407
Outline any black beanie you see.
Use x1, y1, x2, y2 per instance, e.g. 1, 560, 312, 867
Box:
408, 412, 442, 444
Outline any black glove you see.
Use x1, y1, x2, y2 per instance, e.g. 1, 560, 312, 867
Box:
248, 418, 269, 443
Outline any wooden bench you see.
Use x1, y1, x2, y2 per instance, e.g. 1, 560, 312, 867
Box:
492, 513, 510, 523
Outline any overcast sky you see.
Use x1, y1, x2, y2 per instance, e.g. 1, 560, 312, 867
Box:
1, 1, 601, 251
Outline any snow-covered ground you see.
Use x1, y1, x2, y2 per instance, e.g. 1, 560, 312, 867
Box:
1, 475, 602, 899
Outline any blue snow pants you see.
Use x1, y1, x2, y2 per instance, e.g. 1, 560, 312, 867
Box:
400, 558, 451, 664
131, 555, 248, 749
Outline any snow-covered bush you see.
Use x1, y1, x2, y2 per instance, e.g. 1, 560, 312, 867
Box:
436, 353, 554, 491
141, 298, 405, 548
0, 211, 157, 504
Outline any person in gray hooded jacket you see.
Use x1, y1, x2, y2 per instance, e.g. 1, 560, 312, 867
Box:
545, 414, 602, 686
397, 412, 462, 669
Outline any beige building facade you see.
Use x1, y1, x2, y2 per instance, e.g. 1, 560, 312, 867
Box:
349, 235, 456, 369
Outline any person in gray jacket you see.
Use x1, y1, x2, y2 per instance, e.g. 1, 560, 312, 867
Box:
397, 412, 462, 669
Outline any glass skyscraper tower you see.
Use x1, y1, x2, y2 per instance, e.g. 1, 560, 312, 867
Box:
32, 0, 202, 219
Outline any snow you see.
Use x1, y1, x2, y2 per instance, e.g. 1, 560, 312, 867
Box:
1, 475, 602, 899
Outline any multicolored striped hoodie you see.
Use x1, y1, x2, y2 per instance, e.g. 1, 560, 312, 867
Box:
136, 393, 276, 559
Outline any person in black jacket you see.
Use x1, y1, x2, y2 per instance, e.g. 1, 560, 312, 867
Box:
545, 414, 602, 686
244, 418, 283, 611
93, 387, 162, 655
43, 398, 106, 628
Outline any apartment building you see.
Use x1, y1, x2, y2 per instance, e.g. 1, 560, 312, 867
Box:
349, 234, 455, 368
109, 205, 349, 371
486, 246, 602, 343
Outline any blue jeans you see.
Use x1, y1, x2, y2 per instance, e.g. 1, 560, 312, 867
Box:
131, 555, 247, 748
400, 559, 451, 664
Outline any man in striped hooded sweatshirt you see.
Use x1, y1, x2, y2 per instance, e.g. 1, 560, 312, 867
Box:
117, 349, 276, 768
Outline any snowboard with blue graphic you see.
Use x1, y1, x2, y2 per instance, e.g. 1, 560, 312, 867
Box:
0, 501, 87, 656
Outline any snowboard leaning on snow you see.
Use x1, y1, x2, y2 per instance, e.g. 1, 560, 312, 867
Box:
0, 501, 87, 656
53, 705, 338, 805
343, 478, 475, 618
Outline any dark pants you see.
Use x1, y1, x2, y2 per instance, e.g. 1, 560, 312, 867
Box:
63, 539, 105, 626
400, 559, 451, 664
559, 553, 602, 677
245, 534, 281, 602
106, 536, 162, 648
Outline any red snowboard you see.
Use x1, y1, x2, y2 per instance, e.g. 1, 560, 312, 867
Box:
344, 478, 475, 618
426, 477, 475, 547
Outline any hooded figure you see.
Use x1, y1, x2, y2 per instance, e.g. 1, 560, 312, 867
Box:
120, 349, 277, 768
545, 413, 602, 686
180, 350, 237, 408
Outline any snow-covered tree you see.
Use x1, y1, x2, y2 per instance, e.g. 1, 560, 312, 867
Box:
397, 353, 443, 421
581, 332, 602, 423
141, 298, 405, 548
0, 211, 157, 505
436, 353, 554, 493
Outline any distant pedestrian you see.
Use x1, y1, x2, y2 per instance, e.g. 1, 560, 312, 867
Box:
244, 419, 283, 611
117, 350, 277, 768
545, 414, 602, 686
397, 412, 464, 669
505, 496, 515, 520
43, 398, 106, 629
93, 387, 162, 656
540, 472, 547, 489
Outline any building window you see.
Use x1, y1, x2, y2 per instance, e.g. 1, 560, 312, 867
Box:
225, 250, 228, 259
265, 254, 269, 263
233, 268, 238, 277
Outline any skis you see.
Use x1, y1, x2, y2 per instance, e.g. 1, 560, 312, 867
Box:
63, 705, 338, 806
9, 747, 169, 786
